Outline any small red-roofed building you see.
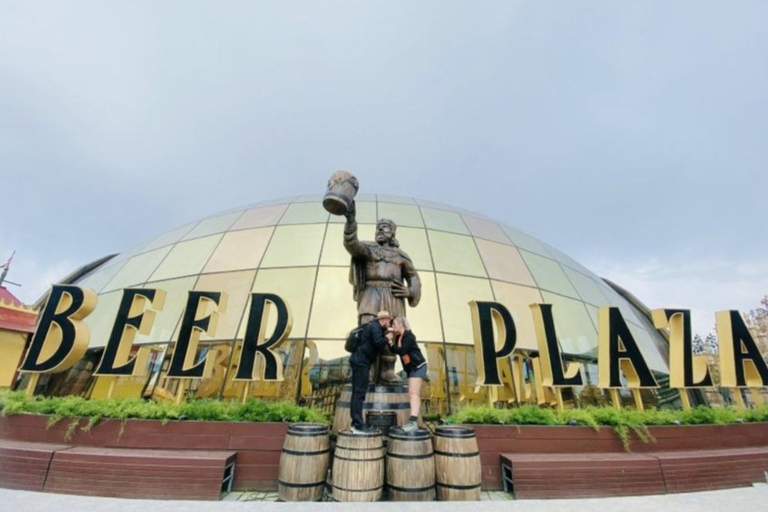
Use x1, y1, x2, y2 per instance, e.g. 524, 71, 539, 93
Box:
0, 286, 38, 387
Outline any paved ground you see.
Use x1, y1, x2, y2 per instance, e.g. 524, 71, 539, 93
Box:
1, 485, 768, 512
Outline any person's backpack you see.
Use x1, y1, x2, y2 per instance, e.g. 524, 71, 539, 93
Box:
344, 326, 365, 354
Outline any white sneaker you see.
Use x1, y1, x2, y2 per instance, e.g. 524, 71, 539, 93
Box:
401, 421, 418, 433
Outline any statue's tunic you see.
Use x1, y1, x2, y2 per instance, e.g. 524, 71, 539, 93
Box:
343, 220, 421, 322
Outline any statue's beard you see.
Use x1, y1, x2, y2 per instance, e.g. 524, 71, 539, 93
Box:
376, 235, 390, 245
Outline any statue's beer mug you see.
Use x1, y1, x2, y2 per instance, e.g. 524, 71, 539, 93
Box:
323, 170, 359, 216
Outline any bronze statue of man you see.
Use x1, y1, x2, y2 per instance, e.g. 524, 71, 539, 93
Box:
343, 202, 421, 385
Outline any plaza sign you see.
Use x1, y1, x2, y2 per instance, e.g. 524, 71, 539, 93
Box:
17, 284, 768, 409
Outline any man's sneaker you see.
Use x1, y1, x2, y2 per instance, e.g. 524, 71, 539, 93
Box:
401, 420, 419, 433
350, 425, 378, 435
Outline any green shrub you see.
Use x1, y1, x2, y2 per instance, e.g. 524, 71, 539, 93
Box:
0, 391, 327, 425
444, 403, 768, 451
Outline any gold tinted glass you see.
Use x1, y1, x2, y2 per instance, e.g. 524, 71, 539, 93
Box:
475, 239, 536, 286
520, 250, 579, 299
395, 227, 433, 271
280, 202, 330, 224
103, 246, 172, 292
491, 281, 544, 351
436, 274, 493, 344
136, 276, 198, 343
541, 291, 597, 356
83, 290, 122, 348
149, 235, 222, 281
421, 207, 470, 234
231, 204, 289, 230
260, 224, 325, 268
182, 211, 242, 241
241, 267, 318, 339
77, 262, 125, 294
376, 203, 424, 228
141, 223, 196, 252
320, 224, 375, 266
195, 270, 257, 341
563, 267, 610, 307
502, 225, 551, 256
307, 267, 359, 339
203, 227, 274, 273
428, 231, 486, 277
462, 215, 509, 244
406, 271, 443, 342
329, 201, 376, 224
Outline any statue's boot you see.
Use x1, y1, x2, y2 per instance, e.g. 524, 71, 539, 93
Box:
377, 353, 403, 386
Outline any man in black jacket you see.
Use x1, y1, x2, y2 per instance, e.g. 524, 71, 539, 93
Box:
349, 311, 392, 434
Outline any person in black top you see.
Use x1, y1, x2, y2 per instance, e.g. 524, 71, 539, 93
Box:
349, 310, 392, 434
388, 316, 427, 432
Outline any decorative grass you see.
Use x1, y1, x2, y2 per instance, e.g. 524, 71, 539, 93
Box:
444, 404, 768, 451
0, 391, 328, 425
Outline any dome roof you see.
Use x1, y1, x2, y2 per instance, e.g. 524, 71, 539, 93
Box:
74, 194, 668, 372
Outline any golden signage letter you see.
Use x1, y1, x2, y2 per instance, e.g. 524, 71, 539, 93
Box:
469, 301, 517, 386
716, 310, 768, 389
166, 291, 228, 380
94, 288, 166, 377
20, 285, 97, 375
598, 307, 658, 410
530, 303, 583, 387
234, 293, 293, 382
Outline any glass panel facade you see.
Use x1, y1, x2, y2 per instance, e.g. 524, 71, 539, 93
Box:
149, 235, 222, 281
245, 267, 318, 339
520, 250, 579, 299
231, 204, 289, 230
279, 202, 330, 225
436, 274, 493, 344
136, 276, 199, 343
502, 225, 552, 256
194, 270, 257, 341
103, 246, 172, 292
563, 267, 610, 307
421, 207, 470, 234
396, 227, 433, 271
541, 291, 597, 356
376, 202, 424, 228
141, 223, 196, 252
320, 224, 375, 266
462, 215, 510, 244
475, 239, 537, 286
490, 281, 544, 351
260, 224, 325, 268
328, 201, 377, 224
428, 231, 487, 278
57, 193, 671, 406
406, 271, 443, 342
307, 267, 359, 339
182, 211, 242, 241
203, 227, 274, 273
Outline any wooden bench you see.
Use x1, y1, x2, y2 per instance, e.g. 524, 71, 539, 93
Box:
43, 447, 237, 500
501, 448, 768, 499
0, 439, 71, 492
657, 447, 768, 493
501, 452, 666, 499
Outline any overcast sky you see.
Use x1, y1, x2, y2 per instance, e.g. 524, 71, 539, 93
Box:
1, 2, 766, 336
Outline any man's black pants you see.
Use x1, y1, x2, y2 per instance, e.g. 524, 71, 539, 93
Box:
350, 362, 370, 429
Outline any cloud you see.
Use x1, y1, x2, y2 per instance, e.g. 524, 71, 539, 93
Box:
586, 256, 768, 337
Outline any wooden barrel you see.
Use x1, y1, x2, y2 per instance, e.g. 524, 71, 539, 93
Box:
331, 430, 385, 502
278, 423, 331, 501
433, 426, 482, 501
387, 428, 436, 501
332, 385, 411, 434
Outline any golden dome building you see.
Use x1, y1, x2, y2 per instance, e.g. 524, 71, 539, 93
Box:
36, 194, 671, 414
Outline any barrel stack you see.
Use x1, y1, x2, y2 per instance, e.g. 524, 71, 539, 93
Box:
278, 424, 331, 501
332, 385, 411, 435
331, 430, 385, 502
386, 428, 436, 501
433, 426, 483, 501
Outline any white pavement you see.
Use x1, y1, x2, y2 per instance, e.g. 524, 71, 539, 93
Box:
2, 485, 768, 512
